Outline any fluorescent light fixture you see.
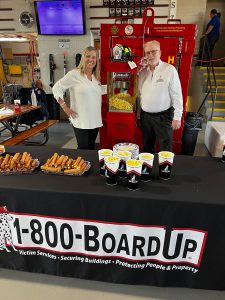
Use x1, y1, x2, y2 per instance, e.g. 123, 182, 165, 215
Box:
0, 37, 28, 42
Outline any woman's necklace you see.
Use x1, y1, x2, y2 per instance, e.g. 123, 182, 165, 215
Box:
86, 72, 92, 81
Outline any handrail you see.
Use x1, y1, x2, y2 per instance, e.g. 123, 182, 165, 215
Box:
197, 36, 217, 120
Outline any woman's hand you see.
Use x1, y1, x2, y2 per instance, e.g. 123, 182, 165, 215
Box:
62, 105, 77, 118
58, 98, 77, 118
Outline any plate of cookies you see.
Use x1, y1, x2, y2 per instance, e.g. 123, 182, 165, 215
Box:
0, 152, 39, 175
40, 153, 91, 176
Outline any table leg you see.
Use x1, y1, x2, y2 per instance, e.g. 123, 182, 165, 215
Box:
1, 115, 22, 136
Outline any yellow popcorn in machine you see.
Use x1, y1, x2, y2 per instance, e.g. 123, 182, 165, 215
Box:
108, 73, 136, 112
102, 69, 137, 149
109, 94, 133, 112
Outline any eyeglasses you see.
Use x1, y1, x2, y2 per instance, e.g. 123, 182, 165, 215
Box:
145, 50, 160, 56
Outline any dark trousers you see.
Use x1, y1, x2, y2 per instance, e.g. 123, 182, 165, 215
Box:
73, 127, 99, 150
38, 101, 49, 119
203, 35, 219, 62
141, 108, 173, 153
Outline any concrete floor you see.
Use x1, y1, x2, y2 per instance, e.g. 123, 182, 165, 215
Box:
46, 121, 211, 156
1, 121, 224, 300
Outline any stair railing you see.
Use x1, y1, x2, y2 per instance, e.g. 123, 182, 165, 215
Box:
197, 36, 217, 120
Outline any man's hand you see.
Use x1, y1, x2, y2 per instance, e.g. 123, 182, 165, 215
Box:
137, 118, 141, 128
172, 120, 181, 130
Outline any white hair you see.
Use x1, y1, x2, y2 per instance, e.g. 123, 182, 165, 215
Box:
143, 40, 161, 50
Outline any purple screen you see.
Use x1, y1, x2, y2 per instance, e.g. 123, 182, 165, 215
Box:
35, 0, 85, 35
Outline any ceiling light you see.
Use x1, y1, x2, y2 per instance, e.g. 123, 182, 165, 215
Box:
0, 37, 28, 42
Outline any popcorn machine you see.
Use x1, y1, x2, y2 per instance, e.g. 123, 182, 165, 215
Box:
100, 8, 197, 153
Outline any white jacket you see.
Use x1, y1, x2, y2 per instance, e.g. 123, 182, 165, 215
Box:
52, 69, 103, 129
137, 60, 183, 121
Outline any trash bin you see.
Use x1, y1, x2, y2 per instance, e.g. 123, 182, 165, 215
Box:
181, 112, 203, 155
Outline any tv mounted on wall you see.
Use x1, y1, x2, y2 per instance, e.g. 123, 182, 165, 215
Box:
34, 0, 86, 35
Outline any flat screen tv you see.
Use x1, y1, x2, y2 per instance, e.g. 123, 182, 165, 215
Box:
34, 0, 86, 35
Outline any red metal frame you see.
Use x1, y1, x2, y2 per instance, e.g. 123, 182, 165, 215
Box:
100, 8, 197, 153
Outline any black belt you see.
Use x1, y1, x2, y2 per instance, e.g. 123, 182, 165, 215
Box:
142, 107, 173, 116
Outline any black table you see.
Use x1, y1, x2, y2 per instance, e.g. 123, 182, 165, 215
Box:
0, 146, 225, 290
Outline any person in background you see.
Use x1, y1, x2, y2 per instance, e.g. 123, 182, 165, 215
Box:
137, 40, 183, 153
204, 9, 220, 62
52, 46, 103, 150
35, 80, 49, 120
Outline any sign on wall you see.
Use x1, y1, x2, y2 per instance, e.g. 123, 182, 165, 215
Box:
170, 0, 177, 19
58, 39, 70, 49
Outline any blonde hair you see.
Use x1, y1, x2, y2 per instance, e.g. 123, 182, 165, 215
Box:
78, 46, 100, 81
143, 40, 161, 51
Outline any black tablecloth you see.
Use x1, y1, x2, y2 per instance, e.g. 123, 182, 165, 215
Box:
0, 146, 225, 290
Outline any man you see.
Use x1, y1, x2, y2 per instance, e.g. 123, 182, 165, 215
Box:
34, 80, 49, 120
204, 9, 220, 61
137, 40, 183, 153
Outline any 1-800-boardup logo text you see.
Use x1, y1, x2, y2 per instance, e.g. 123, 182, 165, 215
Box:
1, 208, 207, 266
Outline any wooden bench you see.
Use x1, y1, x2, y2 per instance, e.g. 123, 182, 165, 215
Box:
1, 119, 59, 146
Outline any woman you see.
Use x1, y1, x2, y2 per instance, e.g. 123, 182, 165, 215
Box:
52, 46, 102, 150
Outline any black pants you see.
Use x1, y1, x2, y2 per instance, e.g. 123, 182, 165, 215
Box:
141, 108, 174, 153
73, 127, 99, 150
203, 35, 219, 63
38, 101, 49, 119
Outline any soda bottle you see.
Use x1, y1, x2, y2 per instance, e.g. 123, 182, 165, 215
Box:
31, 89, 37, 106
14, 99, 21, 113
14, 102, 20, 113
222, 140, 225, 162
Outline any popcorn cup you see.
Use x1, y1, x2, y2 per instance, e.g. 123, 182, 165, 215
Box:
158, 151, 174, 180
126, 159, 142, 191
98, 149, 113, 176
104, 156, 120, 185
138, 152, 154, 182
116, 150, 132, 178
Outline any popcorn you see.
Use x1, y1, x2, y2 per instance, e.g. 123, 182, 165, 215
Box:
139, 153, 154, 159
126, 159, 142, 167
116, 151, 131, 157
100, 149, 112, 155
158, 151, 174, 158
105, 156, 120, 163
119, 145, 135, 151
109, 93, 133, 111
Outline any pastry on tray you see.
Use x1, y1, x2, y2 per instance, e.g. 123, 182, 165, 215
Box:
41, 153, 90, 175
0, 152, 39, 174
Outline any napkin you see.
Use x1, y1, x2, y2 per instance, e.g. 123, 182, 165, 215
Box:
0, 107, 14, 116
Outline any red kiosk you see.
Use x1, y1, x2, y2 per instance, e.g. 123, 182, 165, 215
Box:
100, 8, 197, 153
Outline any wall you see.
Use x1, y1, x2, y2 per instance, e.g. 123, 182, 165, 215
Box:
176, 0, 207, 54
0, 41, 34, 87
37, 0, 93, 94
0, 0, 93, 92
89, 0, 171, 27
204, 0, 225, 65
0, 0, 37, 33
0, 0, 210, 92
0, 0, 217, 104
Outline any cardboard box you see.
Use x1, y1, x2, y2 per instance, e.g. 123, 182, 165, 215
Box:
8, 65, 22, 75
2, 48, 13, 60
